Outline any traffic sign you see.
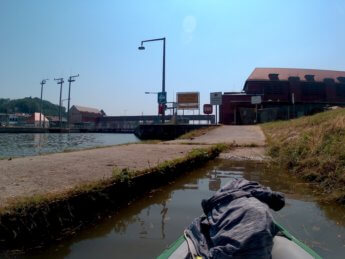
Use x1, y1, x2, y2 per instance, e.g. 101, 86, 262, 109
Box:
157, 92, 167, 104
251, 96, 262, 104
203, 104, 213, 114
210, 92, 222, 105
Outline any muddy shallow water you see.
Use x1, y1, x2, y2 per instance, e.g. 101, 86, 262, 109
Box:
21, 159, 345, 259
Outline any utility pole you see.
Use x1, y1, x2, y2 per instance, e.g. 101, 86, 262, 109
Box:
54, 78, 64, 128
67, 74, 79, 128
40, 79, 49, 128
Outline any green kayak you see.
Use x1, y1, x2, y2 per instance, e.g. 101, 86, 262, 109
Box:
157, 221, 322, 259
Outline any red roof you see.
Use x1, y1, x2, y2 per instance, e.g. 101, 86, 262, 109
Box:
247, 68, 345, 83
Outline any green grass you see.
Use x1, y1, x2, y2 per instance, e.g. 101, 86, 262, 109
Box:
261, 108, 345, 204
135, 139, 162, 144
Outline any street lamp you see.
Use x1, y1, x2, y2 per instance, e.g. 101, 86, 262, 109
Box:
67, 74, 79, 128
40, 79, 49, 128
138, 37, 166, 123
54, 78, 64, 128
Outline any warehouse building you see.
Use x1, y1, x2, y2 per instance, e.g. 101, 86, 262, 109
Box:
220, 68, 345, 124
69, 105, 104, 124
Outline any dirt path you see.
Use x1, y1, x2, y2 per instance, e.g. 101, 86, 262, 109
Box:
0, 144, 206, 207
167, 125, 266, 146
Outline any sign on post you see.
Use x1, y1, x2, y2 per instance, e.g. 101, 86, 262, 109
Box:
157, 92, 167, 104
176, 92, 199, 109
210, 92, 222, 105
251, 96, 262, 105
203, 104, 213, 114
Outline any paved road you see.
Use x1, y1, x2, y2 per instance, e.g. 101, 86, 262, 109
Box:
168, 125, 266, 146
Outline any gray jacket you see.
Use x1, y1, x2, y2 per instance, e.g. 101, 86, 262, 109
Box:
184, 179, 285, 259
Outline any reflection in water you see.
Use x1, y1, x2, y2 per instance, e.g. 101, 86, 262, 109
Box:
0, 133, 139, 158
208, 169, 221, 191
160, 202, 168, 239
21, 159, 345, 259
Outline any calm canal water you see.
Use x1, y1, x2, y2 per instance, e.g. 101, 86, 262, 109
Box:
0, 133, 139, 158
23, 159, 345, 259
22, 159, 345, 259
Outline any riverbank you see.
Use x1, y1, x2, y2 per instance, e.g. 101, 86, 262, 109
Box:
0, 125, 265, 252
0, 144, 226, 252
0, 144, 211, 207
262, 107, 345, 205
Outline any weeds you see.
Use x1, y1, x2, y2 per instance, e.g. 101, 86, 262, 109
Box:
135, 140, 162, 144
178, 126, 217, 139
0, 144, 224, 215
262, 108, 345, 204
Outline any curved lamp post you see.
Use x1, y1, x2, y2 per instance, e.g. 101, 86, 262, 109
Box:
138, 37, 166, 123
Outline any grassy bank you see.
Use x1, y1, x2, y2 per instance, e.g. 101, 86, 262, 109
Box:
262, 108, 345, 204
0, 144, 227, 253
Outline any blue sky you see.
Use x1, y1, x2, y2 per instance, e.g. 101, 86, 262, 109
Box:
1, 0, 345, 115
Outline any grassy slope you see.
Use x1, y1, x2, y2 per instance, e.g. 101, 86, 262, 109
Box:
261, 108, 345, 204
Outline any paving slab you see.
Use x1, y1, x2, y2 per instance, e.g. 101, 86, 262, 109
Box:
0, 143, 206, 207
167, 125, 266, 146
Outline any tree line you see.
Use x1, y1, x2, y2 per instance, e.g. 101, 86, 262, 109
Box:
0, 97, 66, 116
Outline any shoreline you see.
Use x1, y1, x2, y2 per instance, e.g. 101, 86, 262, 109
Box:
0, 144, 226, 253
0, 125, 266, 253
0, 132, 140, 160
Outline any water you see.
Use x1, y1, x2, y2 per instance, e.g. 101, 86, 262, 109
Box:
20, 160, 345, 258
0, 133, 139, 158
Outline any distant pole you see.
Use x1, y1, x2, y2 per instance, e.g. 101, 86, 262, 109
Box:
39, 79, 49, 128
54, 78, 64, 128
67, 74, 79, 128
162, 38, 166, 124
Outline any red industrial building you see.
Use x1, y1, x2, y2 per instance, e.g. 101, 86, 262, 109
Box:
220, 68, 345, 124
69, 105, 104, 124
